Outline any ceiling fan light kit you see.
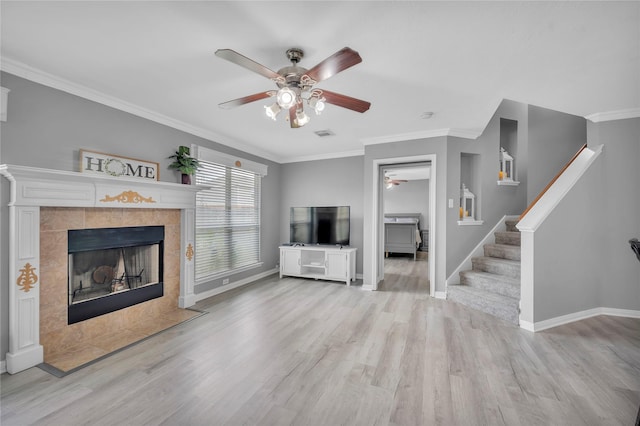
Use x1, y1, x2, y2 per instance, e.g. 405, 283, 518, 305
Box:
215, 47, 371, 128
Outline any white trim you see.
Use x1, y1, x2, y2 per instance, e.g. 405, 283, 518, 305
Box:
371, 155, 436, 296
517, 145, 603, 232
361, 128, 480, 146
457, 220, 484, 226
1, 58, 280, 163
194, 269, 278, 303
1, 86, 9, 122
519, 307, 640, 332
496, 180, 520, 186
585, 108, 640, 123
519, 320, 535, 332
193, 145, 268, 176
434, 291, 447, 299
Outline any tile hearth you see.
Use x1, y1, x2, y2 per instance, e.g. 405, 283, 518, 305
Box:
44, 307, 203, 373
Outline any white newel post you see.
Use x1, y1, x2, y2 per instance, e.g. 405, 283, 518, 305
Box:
6, 205, 44, 374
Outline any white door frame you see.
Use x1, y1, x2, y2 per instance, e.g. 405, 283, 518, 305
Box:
371, 154, 436, 296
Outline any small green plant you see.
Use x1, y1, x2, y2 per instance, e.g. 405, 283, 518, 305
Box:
168, 146, 200, 176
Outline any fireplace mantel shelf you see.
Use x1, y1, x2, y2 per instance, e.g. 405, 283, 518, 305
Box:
0, 164, 204, 209
1, 163, 200, 374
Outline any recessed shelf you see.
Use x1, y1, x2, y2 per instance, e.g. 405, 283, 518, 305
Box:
457, 220, 484, 226
497, 180, 520, 186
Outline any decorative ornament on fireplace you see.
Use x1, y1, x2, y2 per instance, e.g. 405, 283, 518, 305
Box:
16, 263, 38, 292
100, 190, 156, 204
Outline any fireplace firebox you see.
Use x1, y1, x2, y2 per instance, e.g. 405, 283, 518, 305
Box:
68, 226, 164, 324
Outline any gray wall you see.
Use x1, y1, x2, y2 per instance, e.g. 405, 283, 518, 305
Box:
383, 179, 430, 228
530, 117, 639, 323
589, 118, 640, 311
527, 105, 587, 203
279, 156, 364, 274
0, 72, 282, 361
445, 101, 530, 277
532, 160, 603, 320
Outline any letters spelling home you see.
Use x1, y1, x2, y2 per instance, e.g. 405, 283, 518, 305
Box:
80, 150, 159, 181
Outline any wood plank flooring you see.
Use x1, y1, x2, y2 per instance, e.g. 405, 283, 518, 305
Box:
2, 257, 639, 425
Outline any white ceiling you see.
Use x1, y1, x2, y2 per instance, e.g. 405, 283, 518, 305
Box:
1, 1, 638, 164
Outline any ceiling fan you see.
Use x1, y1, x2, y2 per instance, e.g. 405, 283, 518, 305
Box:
384, 176, 408, 188
215, 47, 371, 128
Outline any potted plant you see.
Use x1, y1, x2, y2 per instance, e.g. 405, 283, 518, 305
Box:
168, 146, 200, 184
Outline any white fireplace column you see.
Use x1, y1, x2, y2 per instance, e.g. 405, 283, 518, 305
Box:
6, 205, 43, 374
1, 164, 203, 374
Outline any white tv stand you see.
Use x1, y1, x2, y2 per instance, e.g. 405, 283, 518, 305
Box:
279, 245, 357, 286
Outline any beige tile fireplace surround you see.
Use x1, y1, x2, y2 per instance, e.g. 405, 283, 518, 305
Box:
1, 165, 201, 374
40, 207, 200, 372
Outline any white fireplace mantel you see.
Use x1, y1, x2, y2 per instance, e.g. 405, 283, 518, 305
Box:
1, 164, 202, 374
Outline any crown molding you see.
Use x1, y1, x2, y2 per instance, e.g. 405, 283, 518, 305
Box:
280, 149, 364, 164
585, 108, 640, 123
360, 128, 480, 146
0, 57, 281, 163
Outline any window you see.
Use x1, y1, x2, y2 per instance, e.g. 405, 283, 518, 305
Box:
195, 157, 262, 280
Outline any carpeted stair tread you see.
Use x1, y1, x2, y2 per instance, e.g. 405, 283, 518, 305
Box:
505, 219, 520, 232
459, 270, 520, 298
447, 285, 519, 324
472, 256, 521, 278
494, 231, 521, 246
484, 243, 521, 261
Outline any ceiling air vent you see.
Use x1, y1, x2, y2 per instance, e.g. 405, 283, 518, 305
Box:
314, 129, 335, 137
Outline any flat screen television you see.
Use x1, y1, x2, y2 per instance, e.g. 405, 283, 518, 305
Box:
290, 206, 350, 246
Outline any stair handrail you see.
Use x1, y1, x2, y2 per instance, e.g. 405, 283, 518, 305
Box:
519, 143, 588, 221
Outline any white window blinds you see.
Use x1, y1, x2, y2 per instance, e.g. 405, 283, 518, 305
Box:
195, 159, 261, 280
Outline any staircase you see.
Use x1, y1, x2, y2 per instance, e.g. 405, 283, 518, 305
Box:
447, 218, 521, 324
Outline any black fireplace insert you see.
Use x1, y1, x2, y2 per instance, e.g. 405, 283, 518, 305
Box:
68, 225, 164, 324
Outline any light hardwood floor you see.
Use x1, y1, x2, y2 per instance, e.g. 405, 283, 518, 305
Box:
2, 257, 639, 425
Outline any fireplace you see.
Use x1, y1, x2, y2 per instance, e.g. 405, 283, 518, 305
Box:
1, 164, 200, 374
68, 226, 164, 324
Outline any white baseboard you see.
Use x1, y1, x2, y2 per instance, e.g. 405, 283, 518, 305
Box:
434, 291, 447, 300
195, 269, 278, 303
520, 307, 640, 332
1, 360, 6, 374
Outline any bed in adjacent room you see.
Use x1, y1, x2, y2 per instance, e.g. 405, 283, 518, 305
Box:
384, 213, 421, 260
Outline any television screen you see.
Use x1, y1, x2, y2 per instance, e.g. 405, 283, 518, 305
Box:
290, 206, 350, 246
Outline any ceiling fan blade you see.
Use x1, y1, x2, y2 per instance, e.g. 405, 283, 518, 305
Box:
218, 91, 275, 109
303, 47, 362, 83
215, 49, 282, 81
320, 89, 371, 113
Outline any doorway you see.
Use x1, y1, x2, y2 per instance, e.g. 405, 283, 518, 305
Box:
381, 163, 430, 293
371, 155, 436, 296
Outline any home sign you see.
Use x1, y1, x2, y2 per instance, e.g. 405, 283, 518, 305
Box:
80, 149, 159, 181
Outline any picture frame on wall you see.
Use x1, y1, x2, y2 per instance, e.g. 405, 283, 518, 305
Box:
79, 149, 159, 181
